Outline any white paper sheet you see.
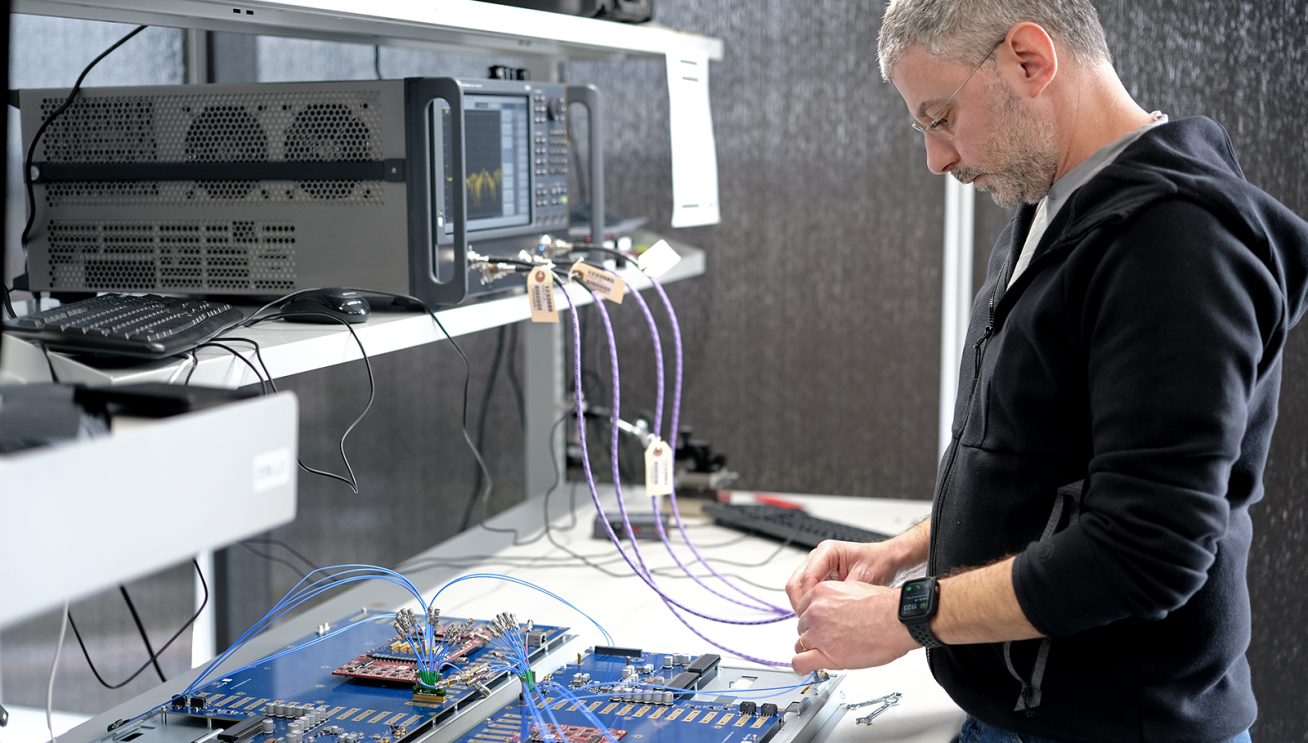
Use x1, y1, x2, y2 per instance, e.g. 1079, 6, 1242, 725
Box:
665, 51, 721, 227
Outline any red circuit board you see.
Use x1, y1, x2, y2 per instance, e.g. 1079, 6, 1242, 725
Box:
332, 629, 485, 685
510, 724, 628, 743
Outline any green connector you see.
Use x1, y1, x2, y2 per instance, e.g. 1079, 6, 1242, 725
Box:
518, 670, 537, 692
414, 670, 441, 694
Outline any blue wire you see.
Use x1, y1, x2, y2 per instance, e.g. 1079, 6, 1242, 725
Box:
183, 565, 431, 695
540, 682, 620, 743
432, 573, 614, 645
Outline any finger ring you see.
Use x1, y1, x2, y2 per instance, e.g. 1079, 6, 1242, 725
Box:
799, 635, 810, 652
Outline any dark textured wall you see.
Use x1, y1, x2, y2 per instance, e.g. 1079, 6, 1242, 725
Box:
567, 0, 945, 500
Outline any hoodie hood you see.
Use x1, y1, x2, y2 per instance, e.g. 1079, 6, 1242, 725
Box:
1032, 116, 1308, 329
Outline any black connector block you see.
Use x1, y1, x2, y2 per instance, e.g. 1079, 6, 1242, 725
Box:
685, 653, 721, 685
218, 716, 265, 743
592, 645, 643, 659
668, 671, 701, 699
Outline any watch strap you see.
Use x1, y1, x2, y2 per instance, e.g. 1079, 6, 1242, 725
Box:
906, 619, 944, 649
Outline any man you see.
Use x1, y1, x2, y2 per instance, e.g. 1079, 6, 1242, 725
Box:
785, 1, 1308, 742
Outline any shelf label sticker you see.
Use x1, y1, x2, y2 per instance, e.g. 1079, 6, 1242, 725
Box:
253, 447, 292, 493
528, 268, 558, 323
571, 262, 625, 304
645, 437, 674, 496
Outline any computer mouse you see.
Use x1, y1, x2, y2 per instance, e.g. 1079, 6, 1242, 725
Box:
281, 288, 371, 324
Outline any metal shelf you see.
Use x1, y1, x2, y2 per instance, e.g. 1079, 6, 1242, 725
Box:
0, 236, 705, 388
0, 392, 299, 628
12, 0, 723, 62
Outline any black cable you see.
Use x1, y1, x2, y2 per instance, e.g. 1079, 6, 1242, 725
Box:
244, 288, 497, 517
506, 323, 526, 429
219, 320, 376, 494
2, 288, 16, 320
238, 541, 306, 579
481, 411, 571, 548
576, 245, 631, 264
463, 324, 508, 531
118, 586, 166, 683
374, 45, 383, 80
242, 537, 324, 575
192, 340, 270, 395
34, 341, 59, 383
22, 25, 148, 249
234, 287, 495, 500
67, 559, 208, 690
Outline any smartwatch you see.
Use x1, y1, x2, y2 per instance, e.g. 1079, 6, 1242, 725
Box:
898, 576, 944, 649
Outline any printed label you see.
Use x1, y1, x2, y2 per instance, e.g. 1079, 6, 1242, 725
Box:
644, 437, 674, 496
528, 268, 559, 323
571, 261, 626, 304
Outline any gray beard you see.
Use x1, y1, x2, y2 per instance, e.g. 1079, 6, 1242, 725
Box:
953, 78, 1059, 209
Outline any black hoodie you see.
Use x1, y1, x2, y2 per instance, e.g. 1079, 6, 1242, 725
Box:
928, 117, 1308, 742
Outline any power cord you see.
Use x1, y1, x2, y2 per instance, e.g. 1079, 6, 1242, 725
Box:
238, 541, 309, 579
213, 316, 375, 494
22, 25, 149, 249
67, 559, 208, 690
463, 324, 510, 531
119, 585, 167, 683
241, 288, 495, 510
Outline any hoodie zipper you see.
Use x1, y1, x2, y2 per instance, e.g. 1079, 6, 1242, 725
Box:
929, 246, 1011, 577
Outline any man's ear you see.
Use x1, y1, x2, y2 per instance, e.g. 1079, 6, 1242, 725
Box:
999, 22, 1058, 98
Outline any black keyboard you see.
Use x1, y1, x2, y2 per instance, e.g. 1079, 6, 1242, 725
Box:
3, 294, 245, 359
702, 502, 892, 549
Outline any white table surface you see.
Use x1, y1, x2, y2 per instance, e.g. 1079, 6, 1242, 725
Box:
63, 486, 963, 743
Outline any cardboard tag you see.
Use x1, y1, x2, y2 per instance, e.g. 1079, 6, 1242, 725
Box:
571, 262, 625, 304
527, 268, 558, 323
644, 437, 674, 496
637, 240, 680, 278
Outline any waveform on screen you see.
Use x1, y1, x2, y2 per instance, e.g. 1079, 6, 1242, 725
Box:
466, 168, 503, 208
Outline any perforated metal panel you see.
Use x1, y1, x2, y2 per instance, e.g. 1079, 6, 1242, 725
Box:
36, 89, 386, 207
46, 220, 297, 291
21, 80, 412, 296
43, 179, 386, 206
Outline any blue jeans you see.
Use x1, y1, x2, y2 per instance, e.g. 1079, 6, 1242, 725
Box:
958, 716, 1252, 743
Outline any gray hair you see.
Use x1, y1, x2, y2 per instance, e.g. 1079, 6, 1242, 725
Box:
878, 0, 1112, 81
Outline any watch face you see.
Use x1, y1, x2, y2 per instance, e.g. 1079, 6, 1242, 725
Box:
899, 580, 934, 619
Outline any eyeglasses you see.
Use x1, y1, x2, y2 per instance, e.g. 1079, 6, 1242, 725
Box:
911, 38, 1004, 141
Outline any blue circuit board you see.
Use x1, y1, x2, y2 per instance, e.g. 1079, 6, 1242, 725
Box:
172, 614, 570, 743
452, 649, 789, 743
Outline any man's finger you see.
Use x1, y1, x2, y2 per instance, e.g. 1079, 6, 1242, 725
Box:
791, 647, 834, 676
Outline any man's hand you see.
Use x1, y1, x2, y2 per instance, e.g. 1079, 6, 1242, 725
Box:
790, 580, 919, 674
785, 540, 899, 611
785, 519, 930, 612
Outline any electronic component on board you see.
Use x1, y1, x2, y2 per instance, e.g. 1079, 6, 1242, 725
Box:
216, 715, 265, 743
592, 645, 643, 658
